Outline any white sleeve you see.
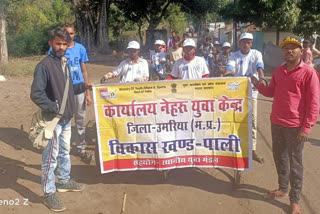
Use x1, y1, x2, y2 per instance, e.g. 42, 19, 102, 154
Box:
113, 60, 126, 76
255, 50, 264, 69
201, 58, 210, 76
171, 60, 180, 78
142, 60, 149, 77
226, 53, 236, 72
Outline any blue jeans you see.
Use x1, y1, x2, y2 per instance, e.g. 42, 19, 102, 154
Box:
41, 119, 71, 196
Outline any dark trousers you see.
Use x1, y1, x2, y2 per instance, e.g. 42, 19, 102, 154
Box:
271, 123, 304, 204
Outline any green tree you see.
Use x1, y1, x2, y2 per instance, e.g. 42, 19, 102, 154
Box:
115, 0, 174, 32
4, 0, 74, 56
220, 0, 301, 45
163, 3, 186, 35
71, 0, 111, 53
109, 3, 136, 38
294, 0, 320, 37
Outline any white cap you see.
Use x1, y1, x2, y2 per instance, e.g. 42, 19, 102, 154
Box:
154, 40, 165, 46
213, 41, 220, 45
239, 32, 253, 41
183, 38, 196, 47
127, 41, 140, 49
222, 42, 231, 48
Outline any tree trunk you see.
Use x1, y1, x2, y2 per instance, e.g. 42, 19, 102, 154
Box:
96, 0, 110, 54
276, 28, 280, 46
0, 0, 8, 64
138, 24, 143, 47
146, 19, 161, 32
145, 20, 162, 51
72, 0, 96, 52
71, 0, 111, 54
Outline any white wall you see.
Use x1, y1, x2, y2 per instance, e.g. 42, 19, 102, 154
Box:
263, 44, 284, 68
264, 31, 298, 45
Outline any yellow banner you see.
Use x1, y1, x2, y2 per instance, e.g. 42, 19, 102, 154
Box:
93, 77, 252, 174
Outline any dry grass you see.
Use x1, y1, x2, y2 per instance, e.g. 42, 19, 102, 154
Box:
0, 56, 45, 76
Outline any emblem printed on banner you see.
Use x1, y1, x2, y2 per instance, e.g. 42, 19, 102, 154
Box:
99, 88, 116, 99
227, 81, 240, 91
171, 83, 177, 93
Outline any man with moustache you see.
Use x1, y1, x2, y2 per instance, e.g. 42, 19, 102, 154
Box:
31, 27, 85, 212
250, 36, 319, 214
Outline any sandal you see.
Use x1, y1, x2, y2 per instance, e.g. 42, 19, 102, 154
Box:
252, 151, 264, 163
291, 203, 302, 214
263, 189, 288, 200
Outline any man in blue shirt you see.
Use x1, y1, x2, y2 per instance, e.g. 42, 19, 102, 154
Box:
50, 23, 92, 157
63, 23, 91, 156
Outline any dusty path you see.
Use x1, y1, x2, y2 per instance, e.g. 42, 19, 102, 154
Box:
0, 56, 320, 214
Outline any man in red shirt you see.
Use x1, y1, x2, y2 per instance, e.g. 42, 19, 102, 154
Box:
250, 36, 319, 214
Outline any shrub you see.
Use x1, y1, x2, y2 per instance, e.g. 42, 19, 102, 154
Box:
8, 31, 50, 57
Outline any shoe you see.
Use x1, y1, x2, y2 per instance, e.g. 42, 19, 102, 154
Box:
76, 141, 87, 154
80, 151, 93, 164
56, 178, 85, 193
43, 193, 66, 212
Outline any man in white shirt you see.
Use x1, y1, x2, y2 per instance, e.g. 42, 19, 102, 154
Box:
225, 32, 265, 163
101, 41, 149, 83
167, 38, 209, 80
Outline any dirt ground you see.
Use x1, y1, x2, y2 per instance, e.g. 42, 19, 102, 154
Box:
1, 55, 320, 214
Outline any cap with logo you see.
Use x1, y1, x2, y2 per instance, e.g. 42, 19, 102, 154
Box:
239, 32, 253, 41
279, 36, 302, 48
183, 38, 196, 47
127, 41, 140, 49
154, 40, 165, 46
222, 42, 231, 48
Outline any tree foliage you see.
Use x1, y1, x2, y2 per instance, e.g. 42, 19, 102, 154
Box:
181, 0, 224, 19
220, 0, 300, 32
70, 0, 112, 53
115, 0, 175, 31
4, 0, 74, 56
161, 3, 186, 35
294, 0, 320, 37
109, 3, 136, 38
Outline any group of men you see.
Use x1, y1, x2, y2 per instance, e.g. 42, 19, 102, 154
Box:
30, 24, 319, 214
198, 37, 233, 77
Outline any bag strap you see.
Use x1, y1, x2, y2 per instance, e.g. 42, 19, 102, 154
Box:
57, 56, 70, 117
40, 57, 70, 134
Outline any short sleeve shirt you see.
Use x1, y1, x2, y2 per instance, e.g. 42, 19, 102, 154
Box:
49, 42, 89, 85
227, 49, 264, 98
150, 50, 166, 74
171, 56, 209, 80
113, 58, 149, 83
168, 47, 183, 63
